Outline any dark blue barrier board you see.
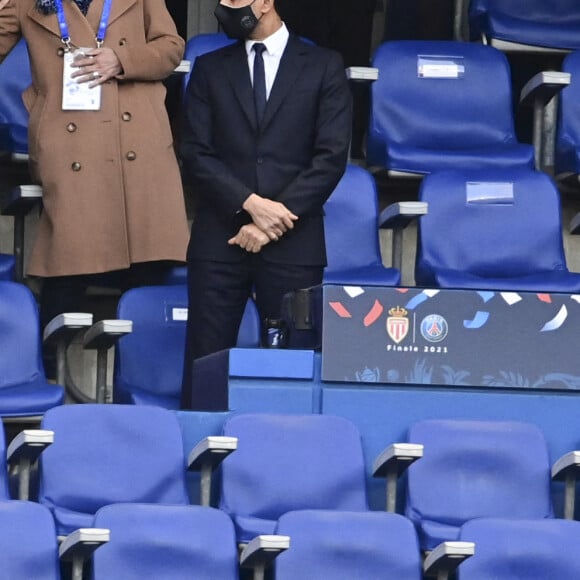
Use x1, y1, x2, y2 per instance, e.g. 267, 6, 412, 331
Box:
321, 285, 580, 390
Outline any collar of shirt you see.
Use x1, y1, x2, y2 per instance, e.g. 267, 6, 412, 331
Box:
245, 22, 290, 98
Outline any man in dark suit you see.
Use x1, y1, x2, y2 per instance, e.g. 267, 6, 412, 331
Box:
180, 0, 352, 410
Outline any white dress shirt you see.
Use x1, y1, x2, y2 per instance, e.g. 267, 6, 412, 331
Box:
245, 23, 290, 99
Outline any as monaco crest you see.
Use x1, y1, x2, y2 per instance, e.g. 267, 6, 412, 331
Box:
387, 306, 409, 344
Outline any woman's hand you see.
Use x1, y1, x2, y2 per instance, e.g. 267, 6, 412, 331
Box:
70, 47, 123, 87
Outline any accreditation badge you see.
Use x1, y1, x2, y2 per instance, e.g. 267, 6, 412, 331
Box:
62, 48, 101, 111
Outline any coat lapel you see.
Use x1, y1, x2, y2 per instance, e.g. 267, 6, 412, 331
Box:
107, 0, 137, 26
223, 41, 258, 133
261, 35, 308, 132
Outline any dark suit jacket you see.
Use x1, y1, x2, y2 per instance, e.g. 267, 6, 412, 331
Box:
181, 34, 352, 266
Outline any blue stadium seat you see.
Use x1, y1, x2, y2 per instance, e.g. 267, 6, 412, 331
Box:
0, 501, 61, 580
38, 404, 190, 535
0, 281, 64, 418
113, 284, 260, 408
458, 518, 580, 579
414, 169, 580, 292
0, 38, 30, 157
0, 257, 15, 282
367, 41, 534, 176
556, 51, 580, 180
183, 32, 236, 94
274, 510, 422, 579
469, 0, 580, 52
219, 413, 369, 543
92, 503, 239, 580
323, 164, 401, 286
405, 419, 554, 551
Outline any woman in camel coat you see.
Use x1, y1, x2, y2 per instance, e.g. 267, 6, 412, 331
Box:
0, 0, 189, 288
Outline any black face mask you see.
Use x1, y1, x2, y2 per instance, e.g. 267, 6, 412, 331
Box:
214, 1, 261, 40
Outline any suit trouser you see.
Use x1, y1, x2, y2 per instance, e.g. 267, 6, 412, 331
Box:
181, 255, 323, 410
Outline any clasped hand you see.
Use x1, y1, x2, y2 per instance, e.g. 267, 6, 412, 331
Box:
228, 193, 299, 253
70, 47, 123, 87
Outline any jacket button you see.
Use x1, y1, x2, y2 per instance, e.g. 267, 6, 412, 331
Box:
122, 112, 132, 122
66, 123, 77, 133
57, 47, 65, 57
119, 38, 127, 46
71, 162, 82, 172
126, 151, 137, 161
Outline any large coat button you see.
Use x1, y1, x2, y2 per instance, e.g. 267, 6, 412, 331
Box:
66, 123, 77, 133
71, 162, 82, 171
119, 38, 127, 46
57, 47, 65, 57
122, 112, 132, 122
126, 151, 137, 161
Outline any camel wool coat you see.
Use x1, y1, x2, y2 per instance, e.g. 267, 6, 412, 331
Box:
0, 0, 189, 277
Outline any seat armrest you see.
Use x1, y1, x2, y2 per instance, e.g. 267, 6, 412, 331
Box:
7, 429, 54, 500
520, 71, 570, 107
174, 60, 191, 74
0, 185, 42, 216
373, 443, 423, 512
552, 451, 580, 519
82, 319, 132, 351
188, 436, 238, 471
423, 541, 475, 578
43, 313, 93, 345
60, 527, 110, 580
379, 201, 428, 230
346, 66, 379, 82
7, 429, 54, 463
239, 534, 290, 571
188, 436, 238, 507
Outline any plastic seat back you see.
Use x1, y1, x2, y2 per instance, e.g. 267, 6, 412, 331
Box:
0, 38, 31, 155
367, 40, 533, 174
38, 404, 190, 535
556, 51, 580, 176
406, 419, 553, 550
114, 285, 260, 408
458, 518, 580, 579
0, 501, 61, 580
275, 510, 422, 580
323, 164, 400, 286
92, 503, 239, 580
0, 281, 64, 417
470, 0, 580, 51
219, 413, 369, 542
415, 169, 580, 292
183, 33, 236, 95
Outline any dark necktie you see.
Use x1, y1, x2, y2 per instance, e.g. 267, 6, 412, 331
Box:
252, 43, 267, 122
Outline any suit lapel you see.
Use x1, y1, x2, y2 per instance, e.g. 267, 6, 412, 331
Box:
261, 35, 308, 131
223, 42, 258, 133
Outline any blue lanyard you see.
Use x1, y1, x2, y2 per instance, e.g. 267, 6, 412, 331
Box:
54, 0, 113, 49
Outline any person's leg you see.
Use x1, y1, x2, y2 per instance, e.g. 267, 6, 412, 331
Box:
253, 259, 324, 344
181, 259, 253, 410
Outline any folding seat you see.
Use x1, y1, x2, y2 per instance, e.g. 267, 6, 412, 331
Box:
0, 500, 110, 580
366, 40, 534, 176
468, 0, 580, 53
405, 419, 556, 551
37, 404, 192, 536
457, 518, 580, 579
323, 164, 401, 286
113, 284, 261, 408
91, 503, 240, 580
218, 413, 370, 543
273, 510, 423, 580
414, 168, 580, 292
0, 281, 64, 419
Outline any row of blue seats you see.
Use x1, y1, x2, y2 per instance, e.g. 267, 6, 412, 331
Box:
6, 498, 580, 579
4, 406, 580, 578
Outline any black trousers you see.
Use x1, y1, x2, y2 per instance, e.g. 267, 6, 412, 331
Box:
181, 255, 323, 410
